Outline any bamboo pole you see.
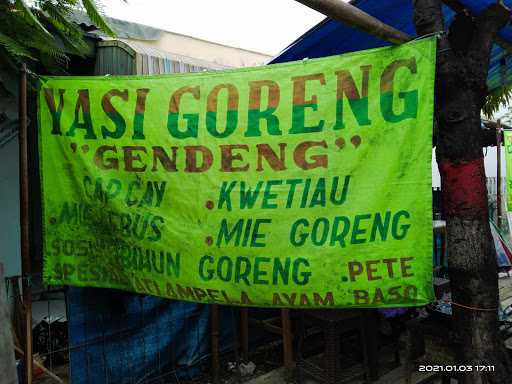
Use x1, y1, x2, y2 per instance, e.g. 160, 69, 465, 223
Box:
294, 0, 411, 44
18, 63, 33, 384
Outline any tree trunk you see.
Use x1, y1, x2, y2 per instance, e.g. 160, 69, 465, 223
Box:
413, 1, 511, 383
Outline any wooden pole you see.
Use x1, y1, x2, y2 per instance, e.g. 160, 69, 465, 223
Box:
497, 119, 503, 229
18, 63, 32, 384
294, 0, 411, 44
296, 0, 512, 55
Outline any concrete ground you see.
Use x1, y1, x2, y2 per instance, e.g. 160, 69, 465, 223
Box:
244, 275, 512, 384
245, 366, 441, 384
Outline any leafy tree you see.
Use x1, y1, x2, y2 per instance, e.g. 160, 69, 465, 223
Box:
0, 0, 114, 72
483, 83, 512, 119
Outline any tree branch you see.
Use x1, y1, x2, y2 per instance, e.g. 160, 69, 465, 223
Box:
468, 3, 511, 97
413, 0, 445, 37
470, 2, 510, 60
470, 3, 510, 66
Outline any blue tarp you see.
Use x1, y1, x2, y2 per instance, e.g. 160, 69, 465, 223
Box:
66, 288, 233, 384
271, 0, 512, 93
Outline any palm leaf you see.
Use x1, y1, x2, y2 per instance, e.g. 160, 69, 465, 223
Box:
36, 7, 89, 55
41, 3, 73, 26
19, 27, 70, 65
482, 85, 512, 119
80, 0, 116, 37
34, 43, 69, 64
0, 47, 21, 71
40, 50, 69, 75
41, 1, 83, 38
0, 31, 35, 60
40, 15, 88, 56
15, 0, 53, 39
1, 0, 115, 73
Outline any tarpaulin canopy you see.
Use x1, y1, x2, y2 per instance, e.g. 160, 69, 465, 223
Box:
271, 0, 512, 93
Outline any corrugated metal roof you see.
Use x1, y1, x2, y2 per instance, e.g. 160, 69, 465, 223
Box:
70, 11, 163, 41
97, 39, 231, 75
71, 10, 270, 59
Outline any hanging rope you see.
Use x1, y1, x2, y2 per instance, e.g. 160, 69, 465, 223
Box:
440, 299, 499, 312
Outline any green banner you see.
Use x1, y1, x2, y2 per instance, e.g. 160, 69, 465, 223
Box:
39, 38, 436, 308
505, 131, 512, 211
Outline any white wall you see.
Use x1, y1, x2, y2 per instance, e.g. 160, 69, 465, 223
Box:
133, 31, 272, 68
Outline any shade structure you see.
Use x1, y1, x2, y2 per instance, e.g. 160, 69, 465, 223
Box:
271, 0, 512, 94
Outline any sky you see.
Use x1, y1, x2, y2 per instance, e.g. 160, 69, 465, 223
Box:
100, 0, 326, 56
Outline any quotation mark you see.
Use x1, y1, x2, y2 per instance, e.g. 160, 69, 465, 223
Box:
70, 143, 89, 154
335, 135, 362, 150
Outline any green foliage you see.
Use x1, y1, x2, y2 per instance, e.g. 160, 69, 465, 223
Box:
81, 0, 114, 37
0, 31, 35, 60
15, 0, 53, 39
0, 0, 115, 73
482, 84, 512, 119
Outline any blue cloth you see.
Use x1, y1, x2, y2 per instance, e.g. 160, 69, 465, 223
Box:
271, 0, 512, 93
490, 221, 512, 269
66, 287, 233, 384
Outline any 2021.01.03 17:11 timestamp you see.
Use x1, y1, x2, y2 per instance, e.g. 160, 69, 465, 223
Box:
418, 365, 495, 373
